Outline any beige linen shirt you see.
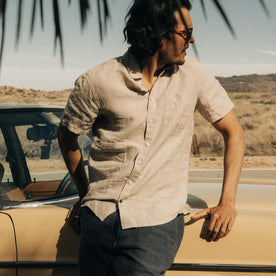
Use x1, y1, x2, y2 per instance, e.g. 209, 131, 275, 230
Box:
61, 51, 234, 229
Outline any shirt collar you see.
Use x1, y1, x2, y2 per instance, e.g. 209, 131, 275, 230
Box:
122, 51, 143, 80
122, 50, 178, 81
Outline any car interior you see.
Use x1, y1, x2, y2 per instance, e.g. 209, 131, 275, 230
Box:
0, 109, 89, 204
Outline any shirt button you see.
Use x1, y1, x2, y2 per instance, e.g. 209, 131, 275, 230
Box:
119, 199, 123, 203
145, 142, 150, 147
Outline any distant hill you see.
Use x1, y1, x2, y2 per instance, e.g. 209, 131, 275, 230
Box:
0, 76, 275, 157
0, 85, 71, 106
216, 74, 276, 93
0, 74, 275, 105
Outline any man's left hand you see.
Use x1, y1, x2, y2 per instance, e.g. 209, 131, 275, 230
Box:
190, 204, 237, 241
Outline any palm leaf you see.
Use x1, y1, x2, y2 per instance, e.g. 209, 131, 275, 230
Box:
212, 0, 236, 37
39, 0, 44, 29
200, 0, 207, 21
15, 0, 23, 47
97, 0, 103, 41
0, 0, 6, 70
259, 0, 270, 16
79, 0, 89, 28
53, 0, 64, 65
102, 0, 110, 33
0, 0, 272, 70
30, 0, 36, 38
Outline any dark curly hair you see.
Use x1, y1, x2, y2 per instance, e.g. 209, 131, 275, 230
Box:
124, 0, 192, 60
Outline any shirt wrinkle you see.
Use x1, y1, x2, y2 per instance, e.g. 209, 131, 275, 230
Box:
60, 50, 234, 229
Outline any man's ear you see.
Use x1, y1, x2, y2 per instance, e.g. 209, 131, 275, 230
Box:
160, 37, 167, 49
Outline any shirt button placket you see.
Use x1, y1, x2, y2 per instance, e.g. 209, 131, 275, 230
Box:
146, 96, 156, 140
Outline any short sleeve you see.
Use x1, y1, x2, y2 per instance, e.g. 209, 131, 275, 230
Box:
195, 62, 234, 123
60, 74, 99, 135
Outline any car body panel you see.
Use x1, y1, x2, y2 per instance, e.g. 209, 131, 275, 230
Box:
0, 212, 16, 276
177, 211, 276, 265
0, 269, 15, 276
17, 267, 78, 276
169, 180, 276, 275
2, 205, 79, 276
3, 206, 79, 263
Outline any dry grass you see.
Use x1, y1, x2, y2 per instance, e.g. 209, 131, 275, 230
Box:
193, 91, 276, 157
1, 86, 275, 160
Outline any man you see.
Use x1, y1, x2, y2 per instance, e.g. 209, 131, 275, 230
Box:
58, 0, 245, 275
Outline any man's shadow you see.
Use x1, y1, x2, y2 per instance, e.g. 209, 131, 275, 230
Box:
185, 194, 211, 241
51, 222, 79, 276
51, 193, 210, 275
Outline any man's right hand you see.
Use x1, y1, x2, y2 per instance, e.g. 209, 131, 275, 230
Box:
66, 200, 82, 235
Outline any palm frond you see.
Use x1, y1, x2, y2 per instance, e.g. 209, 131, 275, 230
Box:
39, 0, 44, 29
212, 0, 236, 38
200, 0, 207, 21
79, 0, 90, 28
0, 0, 272, 71
102, 0, 110, 33
97, 0, 103, 41
0, 0, 6, 70
15, 0, 23, 48
259, 0, 270, 16
53, 0, 64, 66
30, 0, 36, 38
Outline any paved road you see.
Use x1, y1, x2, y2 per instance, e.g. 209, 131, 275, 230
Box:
188, 168, 276, 184
4, 168, 275, 183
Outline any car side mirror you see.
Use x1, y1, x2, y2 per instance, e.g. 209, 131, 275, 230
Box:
27, 125, 57, 142
27, 125, 57, 159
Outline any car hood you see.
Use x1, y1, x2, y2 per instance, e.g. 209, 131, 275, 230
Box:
187, 180, 276, 215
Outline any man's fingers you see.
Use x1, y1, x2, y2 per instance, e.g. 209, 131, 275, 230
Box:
191, 208, 210, 221
66, 201, 81, 222
191, 205, 237, 241
209, 217, 234, 241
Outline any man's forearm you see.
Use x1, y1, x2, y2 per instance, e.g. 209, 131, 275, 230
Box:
219, 126, 245, 207
58, 125, 89, 199
191, 110, 245, 241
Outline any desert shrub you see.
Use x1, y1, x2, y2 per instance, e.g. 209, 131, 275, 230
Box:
193, 92, 275, 156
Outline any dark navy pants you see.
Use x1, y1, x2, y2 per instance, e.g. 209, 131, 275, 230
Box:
79, 207, 184, 276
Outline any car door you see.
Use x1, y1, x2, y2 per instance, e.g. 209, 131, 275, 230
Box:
3, 205, 79, 276
0, 212, 16, 276
0, 109, 80, 275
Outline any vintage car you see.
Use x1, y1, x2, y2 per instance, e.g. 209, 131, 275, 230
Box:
0, 104, 275, 276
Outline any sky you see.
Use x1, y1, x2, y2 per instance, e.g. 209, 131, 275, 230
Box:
0, 0, 276, 91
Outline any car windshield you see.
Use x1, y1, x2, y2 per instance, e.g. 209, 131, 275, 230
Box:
0, 108, 91, 207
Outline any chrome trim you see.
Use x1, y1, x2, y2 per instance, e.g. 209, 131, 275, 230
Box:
169, 263, 276, 272
0, 103, 64, 110
1, 194, 79, 210
0, 261, 77, 268
1, 262, 275, 272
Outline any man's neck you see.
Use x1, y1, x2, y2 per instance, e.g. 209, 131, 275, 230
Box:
139, 54, 166, 91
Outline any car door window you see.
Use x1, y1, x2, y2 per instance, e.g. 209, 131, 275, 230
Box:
0, 130, 21, 201
0, 109, 91, 204
15, 124, 68, 200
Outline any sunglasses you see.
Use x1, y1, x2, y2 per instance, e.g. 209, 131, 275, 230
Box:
174, 27, 193, 42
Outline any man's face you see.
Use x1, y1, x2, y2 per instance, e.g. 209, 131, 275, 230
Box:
158, 7, 195, 66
